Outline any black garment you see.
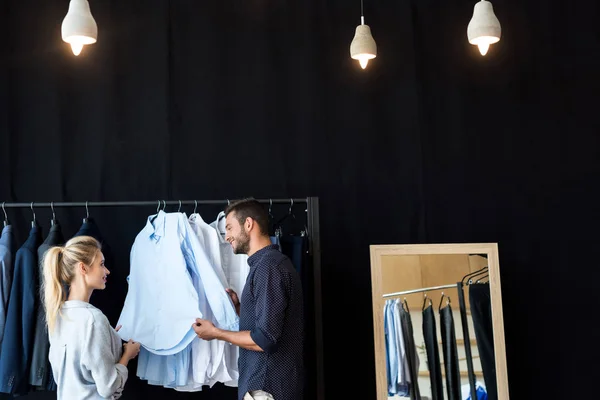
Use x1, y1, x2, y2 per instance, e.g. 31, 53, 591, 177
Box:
74, 218, 121, 327
440, 304, 461, 400
279, 235, 314, 397
469, 283, 497, 400
280, 235, 307, 276
238, 244, 304, 400
0, 226, 43, 395
29, 223, 65, 389
399, 305, 420, 400
423, 305, 444, 400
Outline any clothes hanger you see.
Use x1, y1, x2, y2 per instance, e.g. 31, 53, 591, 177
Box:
2, 202, 8, 227
274, 199, 296, 236
438, 292, 451, 312
461, 265, 488, 285
50, 202, 58, 226
403, 297, 410, 313
467, 268, 489, 285
82, 201, 90, 224
300, 204, 309, 237
193, 200, 198, 214
422, 293, 433, 311
30, 202, 39, 228
178, 200, 182, 213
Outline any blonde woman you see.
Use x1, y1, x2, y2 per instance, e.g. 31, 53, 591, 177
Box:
42, 235, 140, 399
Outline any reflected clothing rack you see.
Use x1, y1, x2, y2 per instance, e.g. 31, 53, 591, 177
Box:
0, 197, 324, 400
382, 283, 456, 298
383, 282, 479, 400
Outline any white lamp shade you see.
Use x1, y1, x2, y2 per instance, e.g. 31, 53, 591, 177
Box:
467, 0, 501, 52
61, 0, 97, 47
350, 24, 377, 67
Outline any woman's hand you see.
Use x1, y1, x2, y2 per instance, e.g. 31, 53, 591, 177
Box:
122, 340, 140, 361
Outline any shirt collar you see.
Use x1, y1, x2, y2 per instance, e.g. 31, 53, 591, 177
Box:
248, 244, 280, 267
144, 210, 167, 239
0, 224, 12, 241
189, 213, 206, 225
49, 223, 62, 234
211, 212, 228, 244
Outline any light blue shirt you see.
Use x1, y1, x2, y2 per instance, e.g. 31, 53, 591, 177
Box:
385, 299, 409, 397
122, 211, 239, 388
117, 211, 238, 356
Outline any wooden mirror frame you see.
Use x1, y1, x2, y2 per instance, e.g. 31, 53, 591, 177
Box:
370, 243, 509, 400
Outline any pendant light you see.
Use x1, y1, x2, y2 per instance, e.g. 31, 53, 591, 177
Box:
467, 0, 501, 56
350, 0, 377, 69
61, 0, 98, 56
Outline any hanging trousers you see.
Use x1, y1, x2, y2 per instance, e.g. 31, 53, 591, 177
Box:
422, 305, 444, 400
440, 305, 461, 400
400, 307, 421, 400
469, 283, 497, 400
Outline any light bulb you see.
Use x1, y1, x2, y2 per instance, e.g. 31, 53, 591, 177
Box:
62, 0, 98, 56
71, 42, 84, 56
467, 1, 501, 57
350, 18, 377, 70
478, 43, 489, 56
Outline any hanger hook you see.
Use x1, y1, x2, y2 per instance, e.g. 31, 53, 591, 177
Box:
85, 201, 89, 218
162, 200, 166, 211
178, 200, 182, 213
438, 292, 445, 311
51, 202, 56, 220
269, 199, 273, 214
2, 202, 7, 221
157, 200, 160, 213
227, 199, 230, 206
193, 200, 198, 214
289, 198, 293, 214
30, 202, 36, 221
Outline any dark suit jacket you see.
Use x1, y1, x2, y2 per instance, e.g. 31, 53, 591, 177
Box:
29, 223, 64, 389
0, 226, 43, 395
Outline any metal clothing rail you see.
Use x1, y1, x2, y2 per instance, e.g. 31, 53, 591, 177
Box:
0, 198, 308, 208
383, 283, 457, 298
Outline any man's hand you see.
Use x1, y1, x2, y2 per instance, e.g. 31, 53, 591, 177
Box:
193, 318, 218, 340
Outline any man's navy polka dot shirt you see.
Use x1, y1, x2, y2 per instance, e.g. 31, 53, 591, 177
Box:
238, 244, 304, 400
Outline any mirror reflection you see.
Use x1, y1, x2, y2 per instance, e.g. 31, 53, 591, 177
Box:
381, 254, 496, 400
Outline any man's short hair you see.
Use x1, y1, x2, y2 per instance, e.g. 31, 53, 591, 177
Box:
225, 198, 269, 236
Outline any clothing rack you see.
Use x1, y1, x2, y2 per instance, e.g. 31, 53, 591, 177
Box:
1, 199, 308, 209
0, 197, 324, 400
383, 282, 479, 400
382, 283, 457, 298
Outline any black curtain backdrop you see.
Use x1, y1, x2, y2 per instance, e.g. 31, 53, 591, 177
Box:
1, 0, 599, 399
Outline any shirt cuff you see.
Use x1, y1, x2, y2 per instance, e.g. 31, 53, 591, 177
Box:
115, 363, 129, 389
250, 327, 278, 354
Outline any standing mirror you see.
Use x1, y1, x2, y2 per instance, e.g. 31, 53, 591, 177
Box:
370, 243, 509, 400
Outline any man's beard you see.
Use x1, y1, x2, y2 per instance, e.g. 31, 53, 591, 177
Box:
233, 231, 251, 255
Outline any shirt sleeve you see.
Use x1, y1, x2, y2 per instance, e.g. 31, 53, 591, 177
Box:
249, 264, 289, 354
81, 318, 128, 398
